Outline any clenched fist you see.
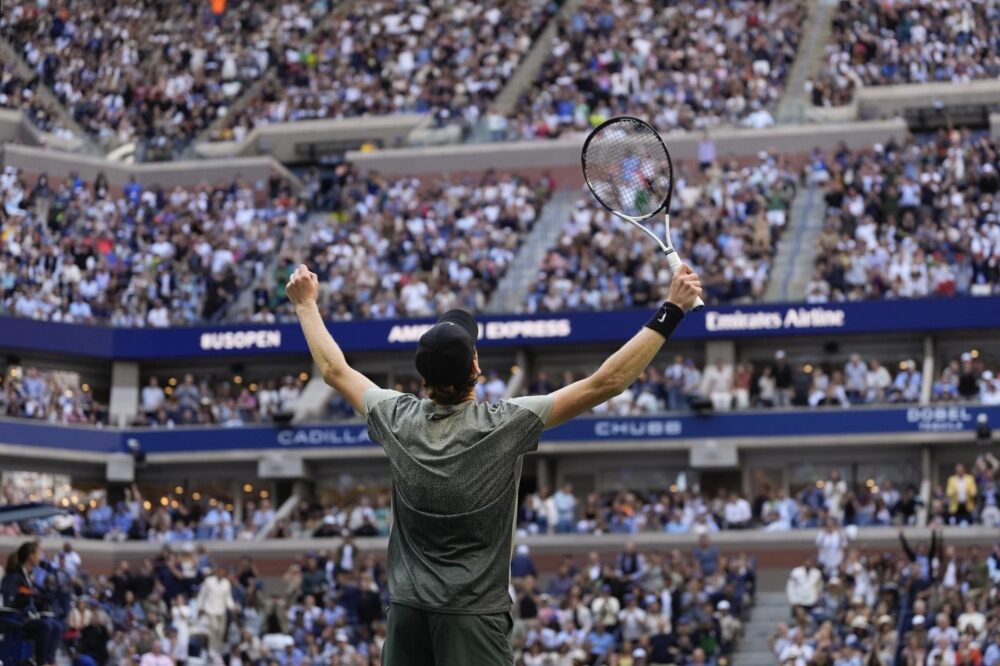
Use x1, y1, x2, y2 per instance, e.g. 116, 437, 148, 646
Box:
667, 264, 703, 313
286, 264, 319, 308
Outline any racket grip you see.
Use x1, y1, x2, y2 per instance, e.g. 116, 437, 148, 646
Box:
663, 249, 705, 312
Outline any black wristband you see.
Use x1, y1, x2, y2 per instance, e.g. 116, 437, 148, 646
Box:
645, 302, 685, 339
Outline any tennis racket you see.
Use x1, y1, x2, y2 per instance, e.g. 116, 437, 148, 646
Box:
581, 116, 705, 311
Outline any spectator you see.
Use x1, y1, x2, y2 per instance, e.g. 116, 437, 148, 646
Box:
701, 359, 734, 412
138, 640, 172, 666
723, 493, 753, 530
947, 463, 978, 525
692, 534, 719, 576
815, 518, 848, 575
0, 541, 62, 666
511, 544, 537, 581
786, 557, 823, 612
552, 483, 577, 534
195, 566, 234, 656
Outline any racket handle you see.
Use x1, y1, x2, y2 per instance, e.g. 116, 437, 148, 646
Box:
663, 249, 706, 312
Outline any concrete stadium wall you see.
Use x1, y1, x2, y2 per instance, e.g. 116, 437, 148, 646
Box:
347, 119, 909, 185
0, 108, 90, 153
1, 527, 994, 579
1, 144, 302, 191
192, 114, 429, 162
856, 79, 1000, 121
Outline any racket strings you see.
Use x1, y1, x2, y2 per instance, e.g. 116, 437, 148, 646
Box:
582, 118, 673, 219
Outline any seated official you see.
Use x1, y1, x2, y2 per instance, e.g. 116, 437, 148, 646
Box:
0, 541, 62, 666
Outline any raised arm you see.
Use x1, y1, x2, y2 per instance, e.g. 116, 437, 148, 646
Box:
286, 264, 375, 415
545, 266, 702, 429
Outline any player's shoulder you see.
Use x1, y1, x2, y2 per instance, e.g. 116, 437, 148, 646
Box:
363, 387, 414, 417
502, 394, 555, 423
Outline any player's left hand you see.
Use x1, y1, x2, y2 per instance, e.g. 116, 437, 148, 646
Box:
286, 264, 319, 308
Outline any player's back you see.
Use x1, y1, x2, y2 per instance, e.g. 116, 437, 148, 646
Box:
364, 388, 551, 614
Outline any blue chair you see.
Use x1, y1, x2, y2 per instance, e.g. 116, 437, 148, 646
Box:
0, 607, 33, 666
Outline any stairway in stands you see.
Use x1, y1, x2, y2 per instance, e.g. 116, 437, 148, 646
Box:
732, 592, 786, 666
775, 0, 837, 124
763, 181, 827, 303
0, 36, 99, 154
486, 189, 578, 313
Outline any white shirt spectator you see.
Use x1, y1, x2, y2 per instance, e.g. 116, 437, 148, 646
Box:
723, 497, 752, 527
141, 383, 166, 413
786, 564, 823, 607
147, 304, 170, 328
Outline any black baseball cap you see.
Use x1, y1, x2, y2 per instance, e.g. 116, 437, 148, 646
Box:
415, 310, 478, 386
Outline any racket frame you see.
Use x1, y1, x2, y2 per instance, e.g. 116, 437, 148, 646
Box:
581, 116, 705, 311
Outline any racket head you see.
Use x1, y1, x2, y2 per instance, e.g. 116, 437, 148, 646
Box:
581, 116, 675, 221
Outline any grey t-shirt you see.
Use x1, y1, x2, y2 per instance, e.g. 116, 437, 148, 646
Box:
364, 387, 554, 615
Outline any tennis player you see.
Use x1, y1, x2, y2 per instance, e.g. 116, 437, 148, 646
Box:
286, 263, 702, 665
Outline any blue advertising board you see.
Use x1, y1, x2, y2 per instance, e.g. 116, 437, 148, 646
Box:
0, 297, 998, 360
1, 405, 996, 455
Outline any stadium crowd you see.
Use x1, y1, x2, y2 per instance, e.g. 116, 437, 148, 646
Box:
525, 154, 797, 312
806, 132, 1000, 302
0, 366, 106, 425
809, 0, 1000, 107
517, 456, 1000, 539
0, 0, 331, 158
255, 168, 554, 321
526, 349, 999, 416
777, 533, 1000, 666
3, 346, 996, 429
6, 448, 995, 546
0, 533, 755, 666
216, 0, 562, 142
131, 372, 308, 428
0, 167, 302, 328
494, 0, 805, 141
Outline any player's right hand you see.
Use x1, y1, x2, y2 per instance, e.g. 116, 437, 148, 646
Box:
286, 264, 319, 308
667, 264, 703, 313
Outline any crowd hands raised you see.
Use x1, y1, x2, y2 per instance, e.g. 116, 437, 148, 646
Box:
1, 0, 331, 158
808, 0, 1000, 107
517, 458, 1000, 540
806, 132, 1000, 303
490, 0, 805, 141
778, 530, 1000, 666
525, 153, 796, 312
0, 167, 302, 328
